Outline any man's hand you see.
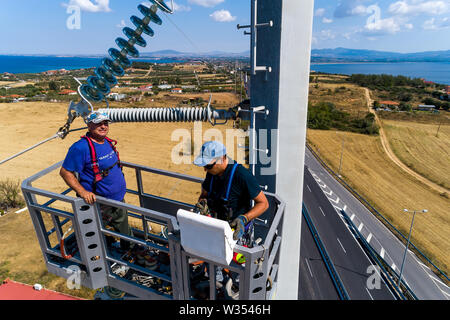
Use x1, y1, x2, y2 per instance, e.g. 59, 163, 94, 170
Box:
80, 190, 96, 204
195, 199, 210, 216
60, 168, 96, 205
230, 215, 248, 240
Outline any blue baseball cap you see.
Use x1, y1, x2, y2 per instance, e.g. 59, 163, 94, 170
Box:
194, 141, 227, 167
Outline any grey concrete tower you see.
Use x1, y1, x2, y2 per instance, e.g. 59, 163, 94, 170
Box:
248, 0, 314, 299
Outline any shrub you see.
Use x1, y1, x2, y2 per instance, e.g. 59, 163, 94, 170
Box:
0, 179, 25, 211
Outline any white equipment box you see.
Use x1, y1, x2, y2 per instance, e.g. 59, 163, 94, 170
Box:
176, 209, 237, 265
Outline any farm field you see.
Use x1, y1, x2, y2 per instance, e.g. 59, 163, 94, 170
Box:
307, 129, 450, 276
382, 119, 450, 190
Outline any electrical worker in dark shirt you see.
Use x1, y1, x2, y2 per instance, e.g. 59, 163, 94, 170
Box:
194, 141, 269, 241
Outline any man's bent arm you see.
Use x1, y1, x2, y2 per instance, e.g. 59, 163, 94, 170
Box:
60, 167, 96, 204
243, 191, 269, 222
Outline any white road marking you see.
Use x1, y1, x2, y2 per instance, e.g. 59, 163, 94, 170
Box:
319, 206, 325, 217
392, 263, 397, 271
305, 258, 313, 278
324, 189, 333, 196
343, 205, 347, 212
307, 185, 312, 192
337, 238, 347, 253
328, 196, 340, 204
366, 288, 374, 300
380, 248, 385, 259
358, 223, 364, 232
428, 274, 447, 287
366, 233, 373, 243
15, 207, 27, 214
350, 214, 355, 221
318, 182, 327, 188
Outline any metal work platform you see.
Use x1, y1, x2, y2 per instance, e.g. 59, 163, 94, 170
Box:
21, 161, 284, 300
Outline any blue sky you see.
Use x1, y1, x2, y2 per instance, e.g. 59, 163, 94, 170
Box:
0, 0, 448, 55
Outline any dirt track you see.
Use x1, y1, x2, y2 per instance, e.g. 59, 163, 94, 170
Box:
364, 88, 449, 195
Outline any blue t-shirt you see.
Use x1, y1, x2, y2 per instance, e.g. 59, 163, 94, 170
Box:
62, 137, 126, 201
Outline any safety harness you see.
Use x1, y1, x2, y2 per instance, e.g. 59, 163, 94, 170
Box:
81, 134, 122, 192
208, 162, 239, 221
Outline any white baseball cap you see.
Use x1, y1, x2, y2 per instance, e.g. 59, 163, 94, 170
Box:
86, 111, 111, 124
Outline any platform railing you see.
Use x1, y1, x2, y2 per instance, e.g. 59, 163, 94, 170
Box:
21, 160, 285, 300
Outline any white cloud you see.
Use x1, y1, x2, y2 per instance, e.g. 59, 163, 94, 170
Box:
210, 10, 236, 22
423, 17, 437, 29
173, 2, 192, 12
322, 17, 333, 23
422, 16, 450, 29
117, 19, 126, 28
364, 17, 401, 35
319, 29, 336, 40
362, 5, 403, 35
315, 8, 326, 17
63, 0, 111, 12
389, 1, 449, 16
188, 0, 224, 7
334, 0, 369, 18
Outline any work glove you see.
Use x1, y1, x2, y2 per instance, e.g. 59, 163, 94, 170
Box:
194, 199, 210, 216
230, 215, 248, 240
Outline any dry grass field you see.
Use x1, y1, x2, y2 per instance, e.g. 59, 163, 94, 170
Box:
308, 82, 368, 117
0, 95, 245, 298
382, 119, 450, 190
307, 129, 450, 275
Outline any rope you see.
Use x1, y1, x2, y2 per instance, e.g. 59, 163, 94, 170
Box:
0, 127, 87, 166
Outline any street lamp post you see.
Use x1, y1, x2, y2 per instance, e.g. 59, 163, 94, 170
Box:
398, 208, 428, 287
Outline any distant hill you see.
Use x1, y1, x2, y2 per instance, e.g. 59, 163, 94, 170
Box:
14, 48, 449, 62
311, 47, 450, 63
139, 50, 250, 58
139, 47, 450, 62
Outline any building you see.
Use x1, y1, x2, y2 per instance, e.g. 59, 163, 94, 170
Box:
171, 88, 183, 94
158, 84, 172, 90
107, 92, 127, 101
138, 84, 153, 92
415, 104, 436, 111
59, 89, 77, 95
379, 101, 400, 110
446, 85, 450, 95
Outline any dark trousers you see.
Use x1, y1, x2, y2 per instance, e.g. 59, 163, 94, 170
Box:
100, 202, 133, 250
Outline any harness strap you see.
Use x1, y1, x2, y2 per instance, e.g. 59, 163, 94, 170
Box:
209, 162, 239, 200
82, 136, 102, 184
81, 135, 121, 190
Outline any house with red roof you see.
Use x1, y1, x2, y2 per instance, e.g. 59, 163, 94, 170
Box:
59, 89, 77, 95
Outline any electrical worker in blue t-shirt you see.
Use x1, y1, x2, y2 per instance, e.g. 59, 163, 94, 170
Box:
60, 111, 132, 250
194, 141, 269, 242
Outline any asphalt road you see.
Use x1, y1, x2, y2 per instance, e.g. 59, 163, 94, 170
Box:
298, 212, 340, 300
304, 147, 450, 300
303, 168, 395, 300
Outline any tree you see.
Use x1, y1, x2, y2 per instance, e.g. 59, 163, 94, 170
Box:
48, 81, 59, 91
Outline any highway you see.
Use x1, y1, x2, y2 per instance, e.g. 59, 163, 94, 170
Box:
304, 147, 450, 300
298, 212, 340, 300
301, 168, 395, 300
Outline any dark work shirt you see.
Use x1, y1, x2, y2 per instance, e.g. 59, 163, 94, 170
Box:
202, 161, 262, 220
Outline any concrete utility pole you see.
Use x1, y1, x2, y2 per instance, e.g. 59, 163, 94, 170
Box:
248, 0, 314, 299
